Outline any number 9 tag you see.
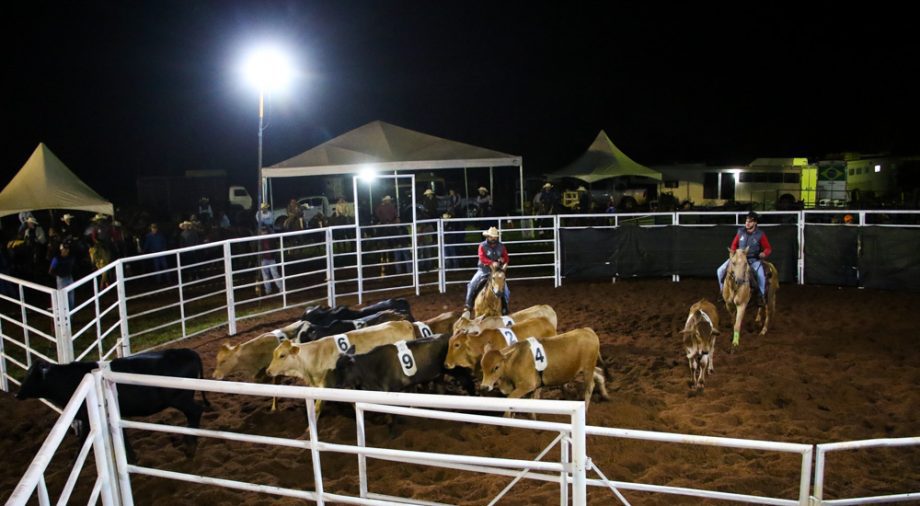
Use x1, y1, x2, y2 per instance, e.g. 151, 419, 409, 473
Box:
395, 341, 417, 376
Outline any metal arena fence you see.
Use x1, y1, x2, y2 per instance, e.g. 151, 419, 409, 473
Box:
2, 209, 919, 505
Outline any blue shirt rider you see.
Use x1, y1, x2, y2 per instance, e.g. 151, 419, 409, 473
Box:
464, 226, 511, 316
717, 211, 773, 303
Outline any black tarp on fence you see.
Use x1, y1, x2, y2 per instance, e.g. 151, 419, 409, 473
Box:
804, 225, 859, 286
561, 225, 799, 283
859, 226, 920, 291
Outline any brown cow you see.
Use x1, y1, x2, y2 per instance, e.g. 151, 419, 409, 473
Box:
479, 328, 609, 417
266, 320, 416, 415
445, 317, 557, 372
680, 299, 721, 392
452, 304, 557, 334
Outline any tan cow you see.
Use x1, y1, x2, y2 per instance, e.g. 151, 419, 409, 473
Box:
452, 304, 557, 334
680, 299, 721, 392
412, 311, 460, 339
212, 320, 305, 411
479, 328, 609, 417
266, 320, 416, 414
445, 317, 557, 372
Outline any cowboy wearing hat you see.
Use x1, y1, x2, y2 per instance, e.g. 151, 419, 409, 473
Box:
463, 225, 511, 316
538, 182, 559, 214
576, 186, 591, 213
374, 195, 397, 225
717, 211, 772, 304
255, 201, 274, 232
422, 188, 438, 219
475, 186, 492, 217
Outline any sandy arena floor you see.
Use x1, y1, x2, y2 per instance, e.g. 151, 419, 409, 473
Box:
2, 278, 919, 505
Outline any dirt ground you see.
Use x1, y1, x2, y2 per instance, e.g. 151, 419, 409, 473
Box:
2, 278, 919, 505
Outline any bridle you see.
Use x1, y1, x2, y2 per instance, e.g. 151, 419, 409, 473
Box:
728, 255, 751, 292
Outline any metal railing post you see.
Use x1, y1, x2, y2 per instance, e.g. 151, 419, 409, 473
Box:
53, 289, 74, 363
88, 371, 121, 506
438, 219, 446, 294
176, 252, 187, 338
115, 262, 131, 357
571, 404, 587, 505
223, 243, 237, 336
280, 235, 288, 309
554, 215, 562, 287
798, 210, 805, 285
325, 228, 336, 307
355, 224, 364, 305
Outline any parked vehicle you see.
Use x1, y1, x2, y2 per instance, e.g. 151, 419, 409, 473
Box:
137, 170, 253, 220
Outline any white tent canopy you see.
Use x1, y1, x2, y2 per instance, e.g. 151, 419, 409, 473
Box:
0, 143, 114, 218
264, 120, 521, 177
262, 120, 525, 214
548, 130, 661, 184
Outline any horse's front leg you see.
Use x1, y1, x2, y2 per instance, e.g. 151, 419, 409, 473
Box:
759, 293, 774, 335
732, 303, 747, 348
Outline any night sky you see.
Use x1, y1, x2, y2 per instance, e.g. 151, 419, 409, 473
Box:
4, 1, 917, 204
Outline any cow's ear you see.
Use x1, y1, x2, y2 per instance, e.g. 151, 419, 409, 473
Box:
710, 327, 721, 335
346, 345, 356, 355
679, 329, 692, 336
221, 342, 233, 352
483, 343, 493, 354
289, 344, 300, 355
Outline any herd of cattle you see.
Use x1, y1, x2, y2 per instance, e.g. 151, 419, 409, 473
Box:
15, 297, 616, 460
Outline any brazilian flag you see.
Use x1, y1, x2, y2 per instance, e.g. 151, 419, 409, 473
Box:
818, 164, 846, 181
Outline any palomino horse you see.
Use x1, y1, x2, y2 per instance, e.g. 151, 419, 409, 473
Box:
722, 247, 778, 348
474, 263, 506, 318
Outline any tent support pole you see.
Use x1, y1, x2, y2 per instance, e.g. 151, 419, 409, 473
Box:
464, 168, 469, 211
520, 163, 525, 216
489, 167, 494, 198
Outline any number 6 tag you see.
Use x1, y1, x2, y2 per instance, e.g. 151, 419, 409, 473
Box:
526, 337, 548, 372
395, 341, 417, 376
333, 334, 351, 354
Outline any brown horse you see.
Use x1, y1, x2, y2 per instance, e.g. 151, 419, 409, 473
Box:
474, 263, 506, 318
722, 247, 778, 348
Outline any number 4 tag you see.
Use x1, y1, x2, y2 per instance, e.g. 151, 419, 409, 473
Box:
526, 337, 548, 372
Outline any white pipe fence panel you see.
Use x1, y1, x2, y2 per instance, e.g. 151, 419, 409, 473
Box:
813, 437, 920, 505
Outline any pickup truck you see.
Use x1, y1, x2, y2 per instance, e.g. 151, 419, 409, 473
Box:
272, 196, 355, 227
590, 186, 649, 211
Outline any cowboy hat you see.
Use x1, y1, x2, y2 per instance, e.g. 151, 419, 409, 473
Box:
61, 213, 75, 221
442, 212, 452, 219
542, 183, 553, 189
260, 202, 270, 209
25, 216, 39, 224
92, 213, 107, 221
423, 189, 435, 196
478, 186, 488, 193
746, 211, 760, 222
482, 226, 501, 238
382, 195, 393, 201
577, 186, 587, 192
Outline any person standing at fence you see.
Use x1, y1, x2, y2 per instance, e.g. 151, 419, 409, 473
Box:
49, 241, 76, 308
447, 189, 461, 217
717, 211, 772, 305
422, 189, 438, 219
463, 226, 511, 317
255, 202, 274, 232
442, 212, 462, 269
258, 225, 284, 295
475, 187, 492, 217
143, 223, 169, 282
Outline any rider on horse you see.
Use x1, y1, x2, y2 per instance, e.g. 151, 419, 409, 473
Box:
463, 226, 511, 317
717, 211, 772, 304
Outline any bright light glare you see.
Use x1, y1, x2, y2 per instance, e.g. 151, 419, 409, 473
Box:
874, 164, 881, 173
359, 166, 377, 181
243, 45, 294, 91
730, 168, 741, 183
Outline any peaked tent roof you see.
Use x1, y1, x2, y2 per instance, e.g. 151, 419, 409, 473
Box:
0, 143, 114, 218
263, 120, 521, 178
548, 130, 661, 184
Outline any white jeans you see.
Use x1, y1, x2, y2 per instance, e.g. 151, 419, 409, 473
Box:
260, 259, 283, 294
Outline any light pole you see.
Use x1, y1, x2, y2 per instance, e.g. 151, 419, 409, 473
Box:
243, 45, 293, 212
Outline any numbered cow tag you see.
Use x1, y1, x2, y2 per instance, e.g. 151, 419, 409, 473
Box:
499, 328, 518, 347
501, 316, 515, 327
271, 329, 285, 340
413, 321, 433, 337
394, 341, 417, 376
333, 334, 352, 354
350, 319, 367, 330
526, 337, 548, 372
